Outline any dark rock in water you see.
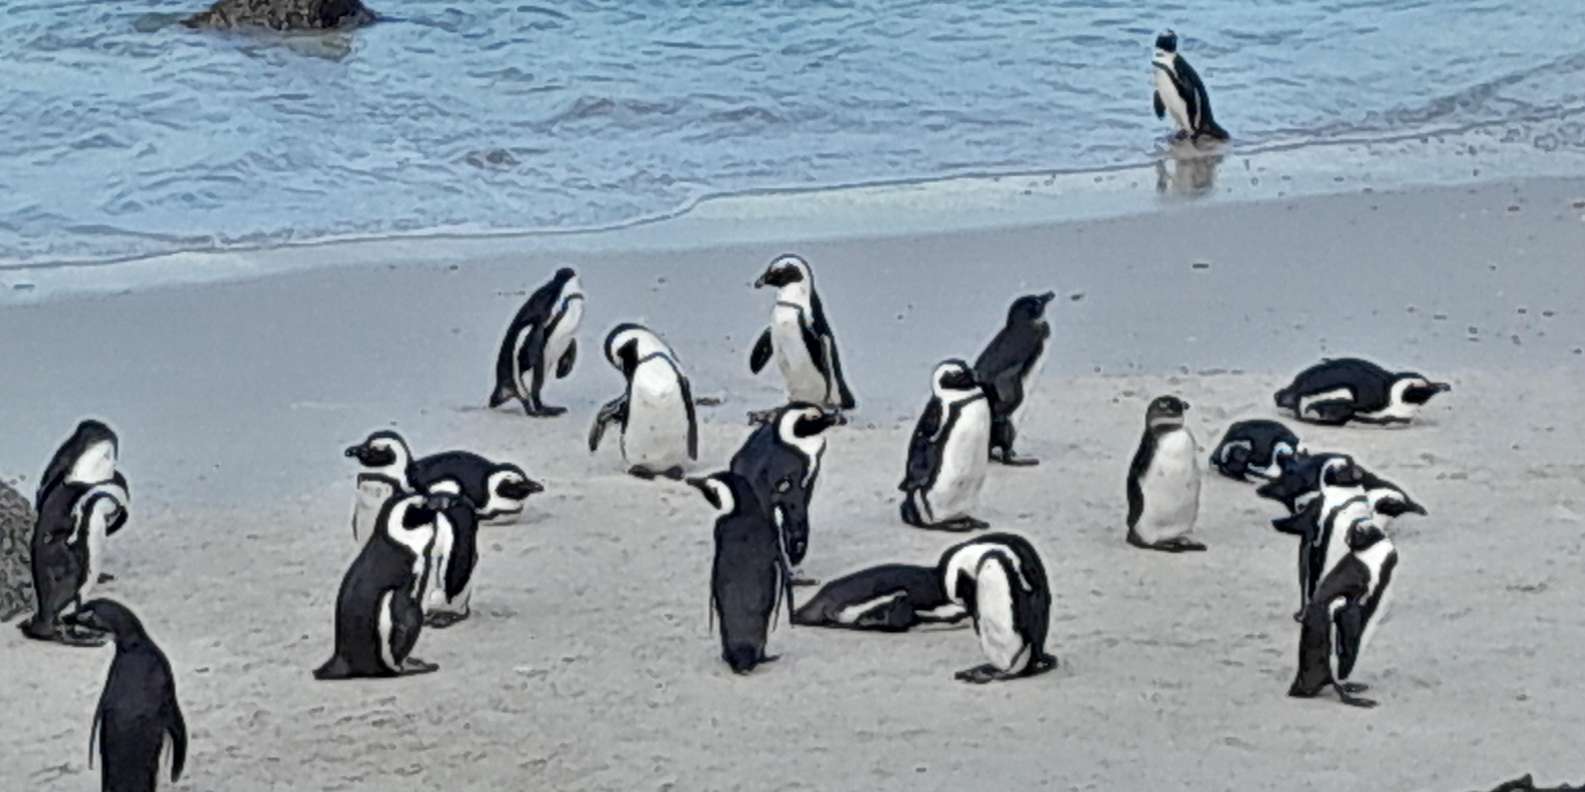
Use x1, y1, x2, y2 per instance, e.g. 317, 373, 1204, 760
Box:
0, 480, 36, 623
183, 0, 376, 31
1475, 775, 1584, 792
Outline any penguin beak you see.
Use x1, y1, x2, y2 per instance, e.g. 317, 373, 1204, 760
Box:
1433, 382, 1452, 393
63, 609, 102, 632
500, 479, 544, 499
753, 273, 769, 289
1039, 291, 1056, 304
826, 411, 848, 428
344, 444, 362, 459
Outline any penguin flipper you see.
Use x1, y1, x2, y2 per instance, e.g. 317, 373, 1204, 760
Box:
492, 320, 532, 407
749, 329, 773, 374
556, 339, 577, 379
1333, 599, 1365, 682
679, 374, 700, 460
166, 699, 188, 782
387, 591, 424, 668
901, 399, 944, 492
1301, 400, 1355, 425
1153, 90, 1165, 120
589, 396, 626, 452
312, 654, 353, 680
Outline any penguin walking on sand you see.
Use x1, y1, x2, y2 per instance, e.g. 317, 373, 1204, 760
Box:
937, 532, 1058, 684
749, 255, 856, 414
791, 563, 966, 631
730, 403, 844, 585
1208, 419, 1304, 481
489, 266, 585, 417
35, 419, 131, 578
589, 323, 699, 480
345, 430, 542, 540
314, 492, 452, 680
20, 480, 129, 646
688, 471, 791, 675
1289, 520, 1398, 708
1125, 395, 1205, 552
63, 599, 187, 792
973, 291, 1056, 466
1152, 29, 1229, 143
1274, 357, 1451, 426
900, 360, 993, 532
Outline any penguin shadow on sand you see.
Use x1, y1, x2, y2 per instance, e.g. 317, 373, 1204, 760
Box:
1155, 143, 1225, 200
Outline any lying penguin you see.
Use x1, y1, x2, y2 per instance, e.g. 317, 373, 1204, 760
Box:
1275, 357, 1451, 426
791, 564, 966, 631
1208, 419, 1303, 482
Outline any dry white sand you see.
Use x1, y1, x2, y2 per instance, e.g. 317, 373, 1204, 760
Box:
3, 177, 1585, 790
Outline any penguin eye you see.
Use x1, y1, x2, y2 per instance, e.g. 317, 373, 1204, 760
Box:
775, 479, 792, 494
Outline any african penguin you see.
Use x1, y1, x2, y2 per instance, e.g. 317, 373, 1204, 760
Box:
900, 359, 993, 532
1125, 395, 1205, 552
345, 430, 542, 540
937, 532, 1058, 684
1274, 357, 1451, 426
1257, 451, 1427, 525
36, 419, 130, 576
973, 291, 1056, 466
489, 266, 585, 417
749, 254, 856, 413
689, 471, 791, 675
418, 498, 481, 628
1289, 520, 1398, 708
730, 402, 844, 584
1152, 29, 1229, 143
1266, 455, 1379, 619
1208, 419, 1304, 481
791, 563, 966, 631
64, 599, 187, 792
19, 480, 129, 646
589, 322, 699, 480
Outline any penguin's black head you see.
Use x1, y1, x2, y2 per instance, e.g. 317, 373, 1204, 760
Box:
1394, 373, 1452, 405
1008, 291, 1057, 324
70, 419, 119, 450
64, 598, 147, 644
932, 359, 979, 393
492, 464, 544, 501
1155, 29, 1178, 53
687, 471, 756, 516
1146, 395, 1189, 426
754, 254, 810, 289
603, 322, 648, 373
1322, 456, 1366, 489
553, 266, 577, 284
1345, 519, 1388, 552
724, 643, 762, 674
345, 430, 408, 468
786, 402, 846, 438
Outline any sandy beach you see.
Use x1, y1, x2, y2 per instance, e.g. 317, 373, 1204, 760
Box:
3, 176, 1584, 790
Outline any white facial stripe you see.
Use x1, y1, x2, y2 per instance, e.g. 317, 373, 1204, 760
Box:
67, 440, 116, 485
778, 411, 828, 469
428, 479, 463, 497
706, 480, 735, 515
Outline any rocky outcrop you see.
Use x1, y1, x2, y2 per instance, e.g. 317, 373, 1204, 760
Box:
0, 480, 36, 623
1477, 776, 1584, 792
183, 0, 376, 31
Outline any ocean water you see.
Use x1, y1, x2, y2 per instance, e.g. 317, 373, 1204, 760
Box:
2, 0, 1584, 266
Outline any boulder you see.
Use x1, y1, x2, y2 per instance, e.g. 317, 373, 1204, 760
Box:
0, 479, 35, 623
1476, 776, 1584, 792
183, 0, 375, 31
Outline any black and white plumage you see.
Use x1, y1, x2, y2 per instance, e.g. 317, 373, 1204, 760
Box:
1151, 30, 1229, 143
689, 471, 791, 675
936, 532, 1058, 684
900, 359, 993, 532
974, 291, 1056, 466
1265, 455, 1378, 619
1208, 419, 1304, 481
35, 420, 131, 570
790, 563, 966, 631
20, 479, 129, 646
1289, 520, 1399, 708
1125, 395, 1205, 552
489, 266, 585, 418
730, 402, 844, 580
589, 322, 699, 480
417, 499, 481, 629
1274, 357, 1451, 426
749, 254, 856, 412
345, 430, 542, 541
64, 599, 187, 792
1257, 451, 1427, 524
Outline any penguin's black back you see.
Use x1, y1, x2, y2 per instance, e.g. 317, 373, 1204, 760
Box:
98, 636, 185, 792
792, 563, 945, 624
710, 494, 783, 670
411, 451, 495, 508
328, 536, 420, 675
1280, 358, 1394, 409
973, 320, 1047, 418
730, 423, 817, 564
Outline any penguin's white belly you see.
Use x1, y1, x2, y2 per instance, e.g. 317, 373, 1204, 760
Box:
928, 400, 991, 521
1355, 577, 1393, 670
543, 299, 583, 377
1137, 430, 1200, 542
79, 515, 106, 602
973, 558, 1028, 672
1011, 348, 1046, 428
351, 476, 397, 544
622, 363, 691, 470
771, 306, 827, 403
1154, 69, 1192, 133
422, 519, 456, 615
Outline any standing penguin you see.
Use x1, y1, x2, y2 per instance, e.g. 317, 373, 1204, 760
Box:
1208, 419, 1304, 481
1275, 358, 1451, 426
589, 322, 699, 480
63, 599, 187, 792
688, 471, 791, 675
749, 254, 856, 413
1289, 520, 1398, 708
344, 430, 542, 540
901, 360, 993, 532
1257, 451, 1427, 525
19, 480, 128, 646
418, 498, 482, 628
1152, 29, 1230, 142
314, 492, 450, 680
730, 402, 844, 583
1265, 456, 1379, 619
35, 419, 131, 566
973, 291, 1057, 466
1125, 395, 1205, 552
936, 532, 1058, 684
489, 266, 585, 417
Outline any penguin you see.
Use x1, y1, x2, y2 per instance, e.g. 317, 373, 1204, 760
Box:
1289, 519, 1398, 708
314, 492, 450, 680
36, 419, 130, 550
1125, 395, 1205, 552
62, 599, 187, 792
936, 532, 1058, 684
1208, 419, 1304, 481
1266, 456, 1379, 620
688, 471, 791, 675
418, 498, 481, 628
790, 564, 966, 631
1274, 357, 1451, 426
344, 430, 543, 540
729, 402, 844, 583
1257, 451, 1427, 524
19, 480, 128, 646
589, 322, 699, 480
749, 254, 856, 412
899, 359, 994, 532
488, 266, 585, 417
973, 291, 1057, 466
1151, 29, 1229, 143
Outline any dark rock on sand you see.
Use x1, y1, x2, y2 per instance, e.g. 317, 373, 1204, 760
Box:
0, 480, 36, 623
183, 0, 376, 31
1475, 775, 1585, 792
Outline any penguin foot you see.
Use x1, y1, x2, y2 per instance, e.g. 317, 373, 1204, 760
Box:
1128, 533, 1207, 553
928, 517, 989, 532
661, 466, 687, 481
788, 568, 820, 587
1339, 681, 1370, 694
627, 466, 658, 481
97, 573, 116, 584
999, 454, 1040, 467
400, 657, 440, 675
424, 612, 469, 629
523, 405, 567, 418
1335, 687, 1378, 709
954, 663, 1017, 684
1292, 610, 1305, 623
57, 625, 112, 648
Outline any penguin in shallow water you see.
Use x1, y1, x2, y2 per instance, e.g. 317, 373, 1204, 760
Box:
974, 291, 1056, 466
689, 471, 790, 675
589, 323, 699, 480
1208, 419, 1304, 481
749, 255, 856, 413
900, 359, 993, 532
345, 430, 542, 540
314, 492, 450, 680
1125, 395, 1205, 552
1152, 29, 1229, 143
64, 599, 187, 792
1274, 357, 1451, 426
1289, 520, 1398, 708
730, 403, 844, 584
937, 532, 1058, 684
20, 480, 129, 646
489, 266, 585, 417
791, 563, 966, 631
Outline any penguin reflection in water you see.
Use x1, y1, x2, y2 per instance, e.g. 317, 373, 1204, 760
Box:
489, 266, 585, 418
689, 471, 792, 674
900, 360, 993, 532
1125, 395, 1206, 552
589, 323, 699, 480
938, 533, 1058, 684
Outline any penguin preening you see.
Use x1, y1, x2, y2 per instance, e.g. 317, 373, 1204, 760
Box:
900, 359, 993, 532
19, 479, 129, 647
418, 498, 483, 629
790, 563, 966, 631
689, 471, 791, 675
489, 266, 584, 418
1152, 30, 1229, 143
1274, 357, 1451, 426
1125, 395, 1206, 552
35, 419, 131, 576
65, 599, 187, 792
1289, 520, 1398, 708
749, 254, 856, 413
1208, 419, 1304, 482
937, 532, 1058, 684
344, 430, 542, 540
973, 291, 1056, 466
729, 402, 844, 584
589, 322, 699, 480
